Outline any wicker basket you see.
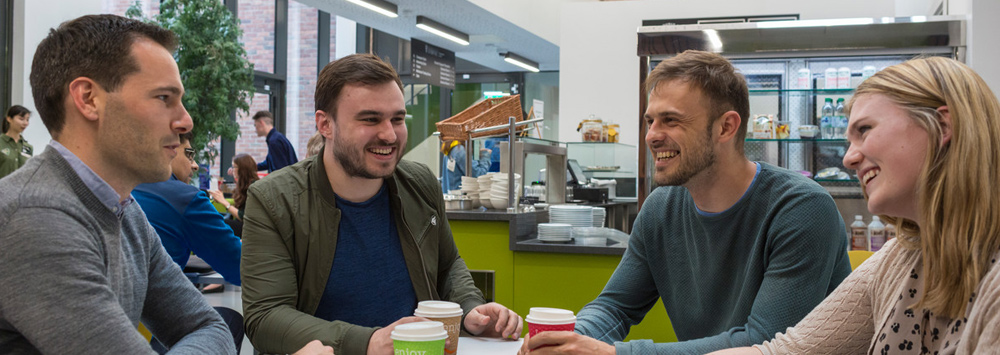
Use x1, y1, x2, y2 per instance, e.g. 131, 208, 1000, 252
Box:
436, 94, 524, 141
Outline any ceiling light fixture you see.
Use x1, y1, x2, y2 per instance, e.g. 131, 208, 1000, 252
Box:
416, 16, 470, 46
756, 18, 875, 29
345, 0, 398, 18
703, 29, 723, 52
503, 52, 540, 72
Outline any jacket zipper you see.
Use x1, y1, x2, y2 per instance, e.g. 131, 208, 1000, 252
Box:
397, 196, 435, 299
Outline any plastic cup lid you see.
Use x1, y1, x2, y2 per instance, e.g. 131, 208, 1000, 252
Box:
525, 307, 577, 325
413, 300, 463, 318
390, 321, 448, 342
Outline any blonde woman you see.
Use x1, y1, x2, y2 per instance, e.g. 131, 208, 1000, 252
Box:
711, 57, 1000, 354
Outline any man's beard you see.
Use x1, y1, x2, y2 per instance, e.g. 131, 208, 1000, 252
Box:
332, 130, 402, 179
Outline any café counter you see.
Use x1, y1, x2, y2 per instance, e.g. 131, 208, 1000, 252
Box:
445, 203, 676, 345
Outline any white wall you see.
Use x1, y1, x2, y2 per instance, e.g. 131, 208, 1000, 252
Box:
963, 0, 1000, 100
558, 0, 896, 148
468, 0, 591, 47
12, 0, 103, 147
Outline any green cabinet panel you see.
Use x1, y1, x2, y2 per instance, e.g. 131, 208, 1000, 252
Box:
450, 219, 676, 344
512, 252, 677, 343
450, 220, 515, 307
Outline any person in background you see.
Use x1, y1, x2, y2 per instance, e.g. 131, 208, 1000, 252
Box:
0, 105, 33, 179
307, 130, 325, 158
711, 57, 1000, 355
210, 153, 258, 223
520, 50, 851, 355
133, 131, 243, 288
253, 110, 298, 173
483, 137, 506, 172
241, 53, 522, 355
440, 138, 489, 192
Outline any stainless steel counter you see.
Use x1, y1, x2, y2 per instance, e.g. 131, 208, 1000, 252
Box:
446, 207, 628, 255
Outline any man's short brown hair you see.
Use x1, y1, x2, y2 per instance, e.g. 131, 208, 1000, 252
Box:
29, 14, 177, 137
252, 111, 274, 125
645, 50, 750, 144
315, 53, 403, 118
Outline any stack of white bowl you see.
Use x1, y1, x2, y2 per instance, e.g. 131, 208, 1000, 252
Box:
592, 207, 606, 228
477, 173, 495, 209
489, 173, 521, 210
549, 205, 596, 228
460, 176, 480, 208
537, 223, 572, 242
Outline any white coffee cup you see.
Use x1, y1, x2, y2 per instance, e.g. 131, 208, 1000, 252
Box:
414, 301, 463, 354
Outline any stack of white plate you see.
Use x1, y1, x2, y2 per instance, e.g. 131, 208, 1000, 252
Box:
549, 205, 596, 228
538, 223, 572, 242
592, 207, 606, 228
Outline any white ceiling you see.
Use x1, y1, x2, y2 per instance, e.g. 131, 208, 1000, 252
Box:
297, 0, 561, 73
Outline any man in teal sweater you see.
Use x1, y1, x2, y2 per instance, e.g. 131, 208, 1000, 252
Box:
521, 51, 851, 354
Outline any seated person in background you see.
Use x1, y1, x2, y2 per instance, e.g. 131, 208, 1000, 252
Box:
521, 50, 851, 355
209, 153, 259, 223
241, 53, 522, 355
307, 130, 325, 158
710, 57, 1000, 355
0, 14, 235, 353
134, 131, 243, 287
440, 139, 489, 192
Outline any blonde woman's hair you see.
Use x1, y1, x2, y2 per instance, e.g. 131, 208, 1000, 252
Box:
306, 131, 324, 158
847, 56, 1000, 318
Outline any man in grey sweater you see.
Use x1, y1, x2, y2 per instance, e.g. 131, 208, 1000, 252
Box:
0, 15, 243, 355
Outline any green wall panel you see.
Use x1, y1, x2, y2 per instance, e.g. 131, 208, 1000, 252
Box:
449, 220, 514, 307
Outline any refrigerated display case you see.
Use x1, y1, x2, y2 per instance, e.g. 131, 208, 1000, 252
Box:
636, 16, 967, 212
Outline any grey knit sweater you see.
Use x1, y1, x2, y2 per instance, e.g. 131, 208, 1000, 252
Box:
0, 146, 234, 354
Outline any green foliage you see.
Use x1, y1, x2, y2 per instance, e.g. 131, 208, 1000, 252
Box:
127, 0, 254, 164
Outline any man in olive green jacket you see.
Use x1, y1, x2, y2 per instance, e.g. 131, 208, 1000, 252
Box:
242, 53, 523, 355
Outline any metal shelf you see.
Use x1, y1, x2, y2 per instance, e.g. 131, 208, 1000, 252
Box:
749, 88, 855, 94
746, 138, 847, 143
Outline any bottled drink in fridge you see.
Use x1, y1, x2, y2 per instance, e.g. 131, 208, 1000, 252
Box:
869, 216, 886, 251
834, 98, 847, 139
838, 67, 852, 89
851, 215, 868, 251
821, 98, 835, 139
824, 67, 838, 89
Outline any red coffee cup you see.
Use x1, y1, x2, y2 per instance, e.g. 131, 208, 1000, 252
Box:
525, 307, 576, 338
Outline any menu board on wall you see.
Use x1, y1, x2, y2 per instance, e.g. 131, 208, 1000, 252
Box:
411, 39, 456, 89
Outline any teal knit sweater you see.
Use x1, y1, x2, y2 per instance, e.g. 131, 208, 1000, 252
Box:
575, 162, 851, 354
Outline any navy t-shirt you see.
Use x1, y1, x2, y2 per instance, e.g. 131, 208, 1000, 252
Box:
313, 184, 417, 327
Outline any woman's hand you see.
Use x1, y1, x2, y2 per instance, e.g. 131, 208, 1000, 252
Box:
208, 190, 226, 204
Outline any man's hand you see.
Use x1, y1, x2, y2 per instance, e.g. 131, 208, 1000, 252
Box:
463, 302, 523, 339
517, 331, 615, 355
367, 316, 428, 355
292, 340, 334, 355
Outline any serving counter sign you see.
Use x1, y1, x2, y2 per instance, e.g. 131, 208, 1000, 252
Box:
411, 39, 456, 89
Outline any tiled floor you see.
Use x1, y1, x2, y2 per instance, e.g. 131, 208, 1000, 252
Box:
201, 285, 255, 355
